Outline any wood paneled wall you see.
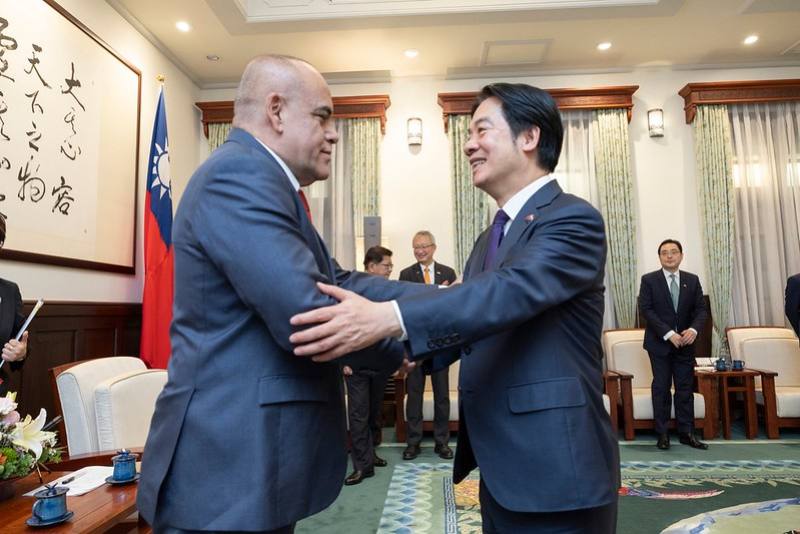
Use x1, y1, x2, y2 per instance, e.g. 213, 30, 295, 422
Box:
7, 301, 142, 418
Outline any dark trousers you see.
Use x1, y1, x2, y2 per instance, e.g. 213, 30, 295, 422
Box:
479, 479, 617, 533
346, 369, 388, 471
405, 365, 450, 446
649, 349, 695, 434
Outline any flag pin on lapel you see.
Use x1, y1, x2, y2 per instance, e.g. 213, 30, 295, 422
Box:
524, 214, 535, 223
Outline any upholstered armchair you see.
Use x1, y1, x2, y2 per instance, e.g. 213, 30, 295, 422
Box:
94, 369, 168, 451
602, 329, 710, 440
727, 327, 800, 438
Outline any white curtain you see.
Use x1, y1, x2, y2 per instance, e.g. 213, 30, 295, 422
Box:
554, 110, 617, 329
305, 119, 356, 269
729, 102, 800, 327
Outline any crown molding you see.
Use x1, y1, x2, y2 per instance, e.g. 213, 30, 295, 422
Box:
678, 79, 800, 123
437, 85, 639, 131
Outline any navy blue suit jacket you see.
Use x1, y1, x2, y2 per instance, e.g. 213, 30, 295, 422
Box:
396, 180, 620, 513
639, 270, 707, 357
786, 274, 800, 337
138, 128, 425, 530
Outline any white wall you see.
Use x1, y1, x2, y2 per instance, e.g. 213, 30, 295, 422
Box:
200, 64, 800, 287
0, 0, 202, 303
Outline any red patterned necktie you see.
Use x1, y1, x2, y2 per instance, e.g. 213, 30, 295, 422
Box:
298, 190, 313, 223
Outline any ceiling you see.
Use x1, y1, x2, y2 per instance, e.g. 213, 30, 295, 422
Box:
107, 0, 800, 88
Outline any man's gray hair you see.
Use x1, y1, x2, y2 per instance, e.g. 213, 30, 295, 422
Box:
414, 230, 436, 245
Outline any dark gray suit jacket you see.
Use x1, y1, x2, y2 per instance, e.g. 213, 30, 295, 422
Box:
0, 279, 25, 395
786, 274, 800, 337
138, 128, 426, 531
399, 261, 456, 286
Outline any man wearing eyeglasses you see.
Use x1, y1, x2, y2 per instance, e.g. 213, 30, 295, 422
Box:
639, 239, 708, 451
398, 231, 457, 460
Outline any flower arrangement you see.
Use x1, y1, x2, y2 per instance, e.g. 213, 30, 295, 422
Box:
0, 392, 61, 480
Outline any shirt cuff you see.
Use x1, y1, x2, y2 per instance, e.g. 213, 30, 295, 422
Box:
689, 328, 697, 336
663, 330, 676, 341
391, 300, 408, 342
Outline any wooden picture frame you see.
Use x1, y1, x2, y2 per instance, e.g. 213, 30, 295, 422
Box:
0, 0, 141, 274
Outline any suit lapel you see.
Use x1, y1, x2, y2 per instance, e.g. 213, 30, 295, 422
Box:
490, 179, 562, 270
465, 229, 491, 281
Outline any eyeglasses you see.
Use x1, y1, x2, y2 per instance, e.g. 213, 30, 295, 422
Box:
378, 263, 393, 268
413, 244, 434, 251
659, 249, 681, 257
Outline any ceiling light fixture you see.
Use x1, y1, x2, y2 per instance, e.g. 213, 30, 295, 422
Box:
597, 42, 612, 51
206, 54, 220, 61
176, 21, 191, 32
743, 35, 759, 45
404, 49, 419, 59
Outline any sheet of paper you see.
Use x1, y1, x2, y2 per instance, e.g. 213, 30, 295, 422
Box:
24, 465, 113, 497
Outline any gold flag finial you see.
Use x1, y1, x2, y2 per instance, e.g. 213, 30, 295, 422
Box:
156, 74, 166, 83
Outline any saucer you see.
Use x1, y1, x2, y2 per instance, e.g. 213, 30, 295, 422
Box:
105, 473, 140, 485
26, 510, 74, 527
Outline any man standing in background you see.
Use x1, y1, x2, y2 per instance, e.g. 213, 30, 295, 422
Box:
399, 231, 457, 460
344, 246, 402, 486
639, 239, 708, 451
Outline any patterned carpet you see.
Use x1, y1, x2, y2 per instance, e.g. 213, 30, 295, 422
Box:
378, 459, 800, 533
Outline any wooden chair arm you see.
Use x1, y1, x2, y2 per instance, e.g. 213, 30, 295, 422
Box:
611, 369, 634, 380
746, 367, 779, 377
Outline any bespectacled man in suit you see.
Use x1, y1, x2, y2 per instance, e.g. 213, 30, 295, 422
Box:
398, 231, 457, 460
639, 239, 708, 451
290, 83, 620, 533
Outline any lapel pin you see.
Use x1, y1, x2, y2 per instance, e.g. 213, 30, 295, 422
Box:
524, 214, 535, 223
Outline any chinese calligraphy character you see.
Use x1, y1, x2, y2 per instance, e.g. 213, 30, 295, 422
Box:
24, 44, 50, 88
61, 62, 84, 111
51, 176, 74, 215
60, 140, 81, 161
0, 91, 9, 141
25, 90, 43, 114
0, 18, 17, 84
0, 157, 9, 170
17, 156, 45, 202
26, 121, 41, 152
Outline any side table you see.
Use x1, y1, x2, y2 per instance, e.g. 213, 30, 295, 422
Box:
696, 369, 759, 439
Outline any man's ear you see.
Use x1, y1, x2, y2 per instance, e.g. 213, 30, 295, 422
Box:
518, 125, 540, 154
265, 93, 284, 133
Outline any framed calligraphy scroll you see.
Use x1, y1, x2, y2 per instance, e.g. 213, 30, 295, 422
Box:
0, 0, 140, 274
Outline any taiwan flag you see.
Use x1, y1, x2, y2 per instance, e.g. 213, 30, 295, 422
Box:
140, 88, 174, 369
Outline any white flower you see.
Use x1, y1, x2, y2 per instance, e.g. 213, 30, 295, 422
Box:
0, 392, 18, 416
11, 409, 56, 460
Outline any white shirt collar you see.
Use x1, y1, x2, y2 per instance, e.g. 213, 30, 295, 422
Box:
663, 268, 680, 282
500, 174, 556, 225
254, 137, 301, 192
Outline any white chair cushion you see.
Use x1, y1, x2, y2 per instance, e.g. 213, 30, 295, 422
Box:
727, 327, 797, 361
94, 369, 168, 451
630, 388, 705, 420
55, 357, 146, 456
404, 390, 459, 421
603, 330, 651, 389
602, 394, 611, 415
756, 387, 800, 418
740, 338, 800, 387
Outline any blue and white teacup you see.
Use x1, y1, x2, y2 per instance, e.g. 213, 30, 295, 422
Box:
731, 359, 745, 371
715, 358, 728, 372
111, 449, 138, 481
32, 485, 68, 521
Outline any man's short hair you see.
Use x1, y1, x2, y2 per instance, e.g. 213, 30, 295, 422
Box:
658, 239, 683, 255
413, 230, 436, 245
364, 246, 393, 269
472, 83, 564, 173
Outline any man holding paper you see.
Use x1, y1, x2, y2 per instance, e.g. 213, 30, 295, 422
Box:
0, 217, 29, 394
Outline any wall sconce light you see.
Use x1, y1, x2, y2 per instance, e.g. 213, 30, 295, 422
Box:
407, 117, 423, 146
647, 108, 664, 137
